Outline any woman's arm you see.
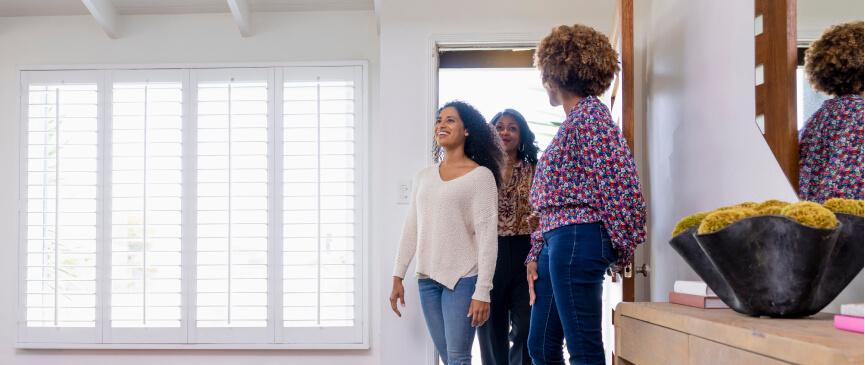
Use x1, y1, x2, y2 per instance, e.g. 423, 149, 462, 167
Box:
471, 169, 499, 303
583, 118, 647, 270
524, 162, 545, 264
798, 115, 828, 201
390, 173, 421, 318
392, 173, 420, 279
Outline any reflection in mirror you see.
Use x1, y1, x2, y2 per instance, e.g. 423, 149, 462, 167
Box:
797, 20, 863, 202
796, 0, 864, 130
754, 0, 864, 198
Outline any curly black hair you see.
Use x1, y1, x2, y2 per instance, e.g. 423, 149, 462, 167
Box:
433, 101, 505, 187
491, 109, 540, 165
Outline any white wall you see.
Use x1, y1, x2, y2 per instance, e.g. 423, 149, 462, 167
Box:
639, 0, 863, 312
0, 11, 381, 365
374, 1, 616, 363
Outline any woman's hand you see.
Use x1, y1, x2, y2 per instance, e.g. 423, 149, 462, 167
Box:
467, 299, 490, 327
389, 277, 406, 317
527, 261, 538, 306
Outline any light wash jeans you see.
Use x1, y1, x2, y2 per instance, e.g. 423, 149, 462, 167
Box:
418, 276, 477, 365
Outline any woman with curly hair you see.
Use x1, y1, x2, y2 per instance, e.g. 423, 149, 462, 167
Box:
799, 21, 864, 202
477, 109, 539, 365
390, 101, 504, 365
525, 24, 646, 365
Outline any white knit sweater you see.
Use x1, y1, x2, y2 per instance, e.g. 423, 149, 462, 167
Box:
392, 165, 499, 302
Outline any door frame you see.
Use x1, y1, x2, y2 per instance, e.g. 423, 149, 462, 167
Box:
425, 33, 544, 365
425, 32, 545, 159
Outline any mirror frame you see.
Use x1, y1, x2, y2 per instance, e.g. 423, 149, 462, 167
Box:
754, 0, 799, 192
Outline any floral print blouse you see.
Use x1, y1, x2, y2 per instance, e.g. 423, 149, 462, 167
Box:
799, 94, 864, 202
498, 160, 535, 236
526, 96, 647, 270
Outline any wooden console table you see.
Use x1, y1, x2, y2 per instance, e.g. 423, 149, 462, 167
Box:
615, 302, 863, 365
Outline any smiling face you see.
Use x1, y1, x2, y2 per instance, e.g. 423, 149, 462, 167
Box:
495, 114, 521, 156
434, 106, 468, 150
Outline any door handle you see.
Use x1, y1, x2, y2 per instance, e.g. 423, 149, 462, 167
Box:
634, 263, 650, 277
624, 263, 650, 278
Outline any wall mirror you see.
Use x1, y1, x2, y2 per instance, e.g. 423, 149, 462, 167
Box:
754, 0, 863, 192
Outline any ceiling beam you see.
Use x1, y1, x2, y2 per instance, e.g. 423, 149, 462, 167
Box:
226, 0, 252, 37
80, 0, 118, 39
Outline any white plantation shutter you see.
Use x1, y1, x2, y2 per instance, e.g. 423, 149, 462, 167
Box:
105, 70, 187, 343
191, 68, 274, 343
18, 65, 366, 348
20, 71, 102, 343
280, 66, 364, 344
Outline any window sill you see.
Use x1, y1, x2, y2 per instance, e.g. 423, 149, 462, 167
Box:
16, 342, 370, 350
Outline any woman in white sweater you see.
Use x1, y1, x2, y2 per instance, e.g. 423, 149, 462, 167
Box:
390, 101, 503, 365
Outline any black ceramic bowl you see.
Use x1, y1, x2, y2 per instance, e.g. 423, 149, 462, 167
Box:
669, 227, 744, 312
814, 214, 864, 305
694, 215, 846, 317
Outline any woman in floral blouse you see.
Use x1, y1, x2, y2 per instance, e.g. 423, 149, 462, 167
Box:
478, 109, 539, 365
799, 21, 863, 202
525, 25, 646, 365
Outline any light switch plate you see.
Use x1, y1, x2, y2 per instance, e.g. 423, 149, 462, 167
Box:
397, 179, 411, 205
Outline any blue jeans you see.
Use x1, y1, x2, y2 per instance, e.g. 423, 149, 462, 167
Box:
418, 276, 478, 365
527, 223, 618, 365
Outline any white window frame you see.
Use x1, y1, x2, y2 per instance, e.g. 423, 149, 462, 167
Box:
16, 62, 369, 350
104, 69, 190, 344
18, 69, 106, 345
189, 67, 276, 344
278, 66, 366, 345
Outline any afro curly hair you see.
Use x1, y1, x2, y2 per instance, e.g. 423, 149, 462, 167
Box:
805, 21, 864, 96
535, 24, 620, 97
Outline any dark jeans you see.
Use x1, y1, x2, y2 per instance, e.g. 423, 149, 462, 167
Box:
527, 223, 618, 365
478, 235, 532, 365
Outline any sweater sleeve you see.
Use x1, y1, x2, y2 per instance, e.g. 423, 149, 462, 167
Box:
392, 172, 420, 278
471, 169, 499, 302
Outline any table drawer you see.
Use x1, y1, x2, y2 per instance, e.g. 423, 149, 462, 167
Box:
688, 336, 790, 365
617, 316, 689, 365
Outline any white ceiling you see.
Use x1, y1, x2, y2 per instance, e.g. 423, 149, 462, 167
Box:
0, 0, 374, 16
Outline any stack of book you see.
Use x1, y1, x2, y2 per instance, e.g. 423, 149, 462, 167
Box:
668, 280, 728, 309
834, 303, 863, 333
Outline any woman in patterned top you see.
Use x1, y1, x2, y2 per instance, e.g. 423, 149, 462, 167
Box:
525, 25, 646, 365
478, 109, 539, 365
799, 21, 863, 202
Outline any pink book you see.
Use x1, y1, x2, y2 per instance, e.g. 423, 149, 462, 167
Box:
668, 292, 728, 309
834, 315, 864, 333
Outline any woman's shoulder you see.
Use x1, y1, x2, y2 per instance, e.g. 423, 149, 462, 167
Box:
568, 97, 616, 132
470, 166, 497, 185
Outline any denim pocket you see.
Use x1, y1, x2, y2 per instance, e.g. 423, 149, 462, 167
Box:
599, 225, 618, 264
